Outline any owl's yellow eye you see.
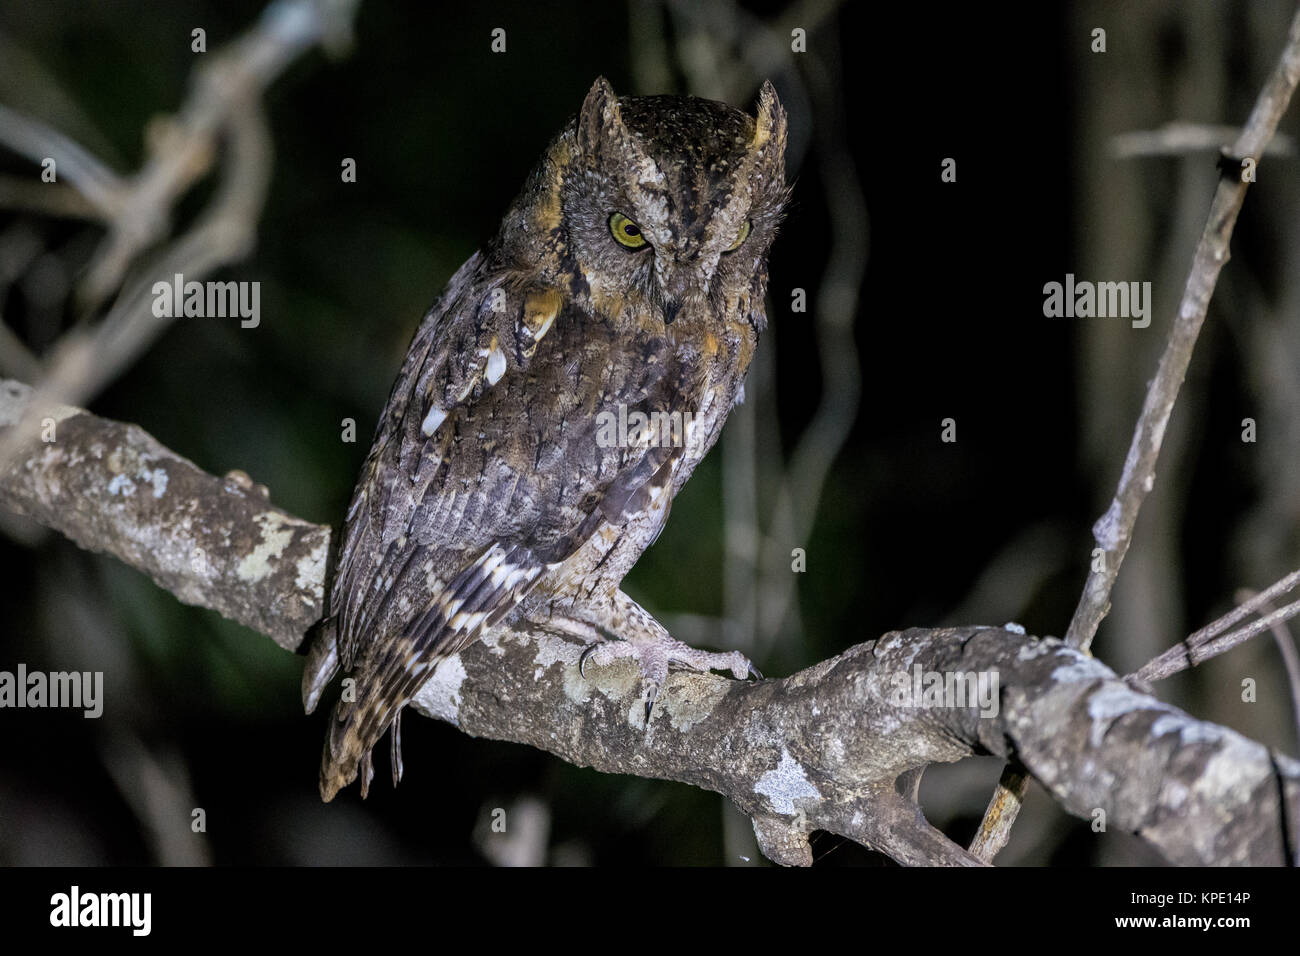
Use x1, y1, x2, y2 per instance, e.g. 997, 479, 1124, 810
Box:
724, 219, 752, 253
609, 212, 648, 249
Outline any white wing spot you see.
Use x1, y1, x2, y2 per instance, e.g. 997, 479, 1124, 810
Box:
449, 610, 487, 633
486, 345, 507, 385
421, 405, 448, 436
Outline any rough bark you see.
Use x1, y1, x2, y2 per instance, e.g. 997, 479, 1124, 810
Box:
0, 379, 327, 650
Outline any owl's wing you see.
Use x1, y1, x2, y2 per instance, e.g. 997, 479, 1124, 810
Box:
323, 257, 690, 798
332, 250, 568, 648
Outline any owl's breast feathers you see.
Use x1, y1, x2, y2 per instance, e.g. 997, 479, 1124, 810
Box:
315, 254, 750, 799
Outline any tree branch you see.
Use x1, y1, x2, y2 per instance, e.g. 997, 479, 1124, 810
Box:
0, 379, 326, 650
3, 377, 1296, 865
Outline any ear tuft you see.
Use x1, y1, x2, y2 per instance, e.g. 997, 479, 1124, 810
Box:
578, 76, 623, 162
752, 79, 787, 153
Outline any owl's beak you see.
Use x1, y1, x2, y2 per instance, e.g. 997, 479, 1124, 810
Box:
658, 261, 701, 326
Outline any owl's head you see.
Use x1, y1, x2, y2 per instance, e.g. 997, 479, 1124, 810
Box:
502, 77, 789, 329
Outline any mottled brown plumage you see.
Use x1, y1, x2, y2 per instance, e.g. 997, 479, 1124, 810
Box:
305, 77, 789, 800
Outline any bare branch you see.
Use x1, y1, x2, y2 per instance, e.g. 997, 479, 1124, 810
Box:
982, 570, 1300, 859
968, 763, 1031, 862
0, 174, 106, 220
0, 379, 326, 650
1193, 567, 1300, 644
1111, 122, 1295, 158
1132, 590, 1300, 683
1234, 588, 1300, 753
0, 102, 126, 218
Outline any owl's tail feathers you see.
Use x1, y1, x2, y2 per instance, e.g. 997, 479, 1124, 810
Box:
300, 616, 369, 800
319, 542, 551, 801
319, 674, 416, 801
320, 690, 387, 802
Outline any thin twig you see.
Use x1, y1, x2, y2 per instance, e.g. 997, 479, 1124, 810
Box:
1112, 122, 1295, 158
0, 102, 126, 218
1188, 567, 1300, 645
1234, 588, 1300, 754
1131, 594, 1300, 683
1118, 568, 1300, 684
0, 174, 105, 220
0, 315, 42, 383
756, 31, 864, 656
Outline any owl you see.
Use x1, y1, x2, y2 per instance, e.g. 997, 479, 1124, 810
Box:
303, 76, 790, 800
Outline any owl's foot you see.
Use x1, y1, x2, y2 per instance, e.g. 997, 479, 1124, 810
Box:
550, 588, 761, 721
579, 633, 761, 721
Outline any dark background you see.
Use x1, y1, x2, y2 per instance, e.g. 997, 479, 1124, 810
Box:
0, 0, 1296, 865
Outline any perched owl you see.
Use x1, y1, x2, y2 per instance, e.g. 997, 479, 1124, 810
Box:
303, 76, 789, 800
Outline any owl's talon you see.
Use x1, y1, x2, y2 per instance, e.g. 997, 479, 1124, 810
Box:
643, 681, 661, 724
579, 642, 600, 679
573, 613, 762, 726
